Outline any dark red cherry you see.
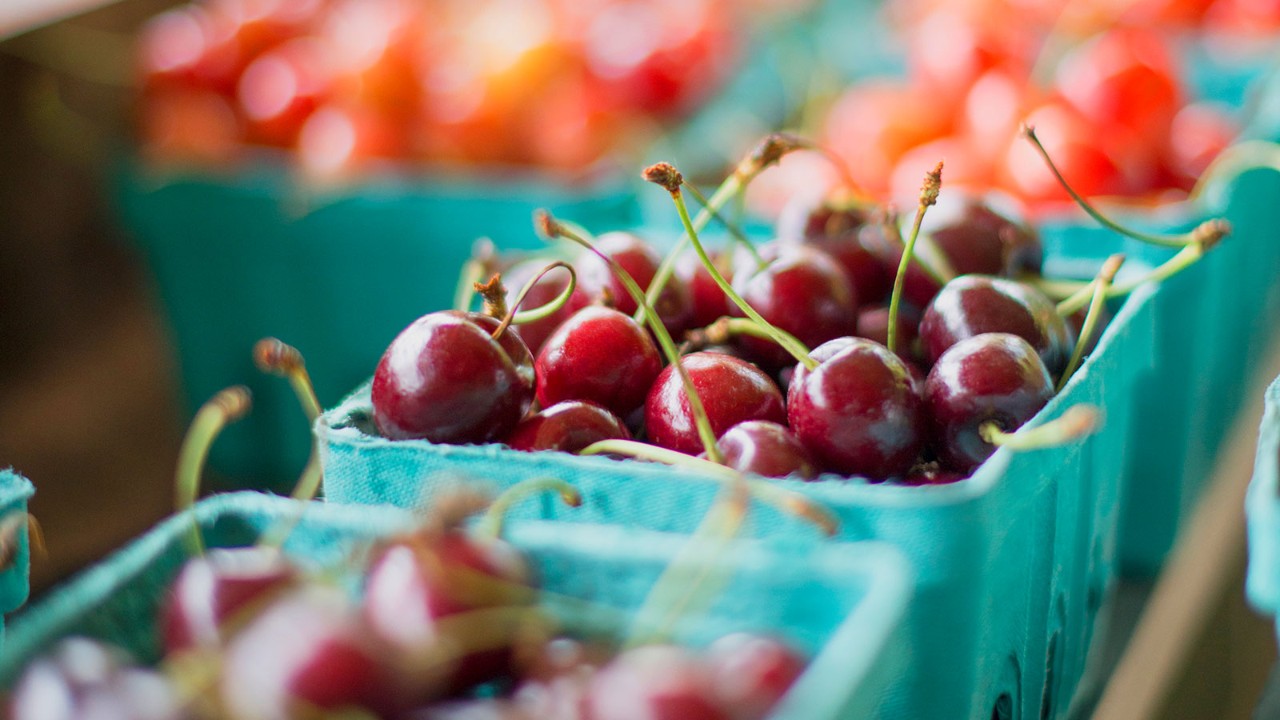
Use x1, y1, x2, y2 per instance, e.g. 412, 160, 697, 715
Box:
535, 306, 662, 418
710, 420, 819, 480
503, 259, 591, 356
506, 400, 632, 453
858, 218, 943, 309
645, 351, 786, 456
221, 586, 413, 720
918, 275, 1074, 376
924, 196, 1042, 278
583, 645, 729, 720
373, 311, 534, 444
777, 194, 892, 306
855, 303, 923, 363
787, 337, 925, 480
676, 250, 732, 330
923, 333, 1054, 474
729, 244, 857, 369
161, 546, 298, 653
575, 231, 695, 337
9, 638, 183, 720
707, 633, 806, 720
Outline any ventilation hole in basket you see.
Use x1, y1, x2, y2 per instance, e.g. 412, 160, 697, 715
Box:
1040, 631, 1060, 719
991, 692, 1014, 720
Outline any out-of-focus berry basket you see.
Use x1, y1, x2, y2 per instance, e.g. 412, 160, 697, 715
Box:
0, 491, 913, 720
1246, 376, 1280, 644
0, 471, 36, 633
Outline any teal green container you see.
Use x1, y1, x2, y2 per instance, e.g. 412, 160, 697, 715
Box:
0, 471, 35, 626
0, 492, 913, 720
113, 159, 639, 492
1247, 376, 1280, 643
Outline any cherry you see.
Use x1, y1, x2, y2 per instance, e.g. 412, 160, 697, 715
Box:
373, 311, 534, 444
924, 196, 1042, 278
728, 243, 858, 369
8, 638, 183, 720
923, 333, 1054, 474
706, 633, 806, 720
710, 420, 820, 480
236, 37, 332, 148
575, 232, 695, 337
858, 216, 943, 310
583, 645, 729, 720
220, 585, 414, 720
1000, 100, 1130, 203
297, 102, 407, 179
918, 275, 1074, 376
644, 351, 786, 456
506, 400, 632, 454
675, 250, 732, 330
856, 303, 923, 364
776, 194, 892, 306
502, 258, 591, 356
161, 546, 298, 654
535, 306, 662, 418
787, 337, 925, 480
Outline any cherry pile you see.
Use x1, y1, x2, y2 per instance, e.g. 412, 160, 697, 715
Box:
135, 0, 739, 176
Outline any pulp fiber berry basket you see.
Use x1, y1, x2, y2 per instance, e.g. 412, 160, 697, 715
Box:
1246, 376, 1280, 643
114, 158, 639, 492
319, 230, 1167, 720
0, 471, 36, 631
0, 492, 913, 720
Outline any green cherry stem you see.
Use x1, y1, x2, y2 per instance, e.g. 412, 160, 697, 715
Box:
1056, 254, 1125, 393
536, 211, 725, 465
453, 238, 497, 312
254, 338, 322, 423
682, 316, 810, 356
887, 161, 943, 354
980, 405, 1100, 450
175, 386, 252, 555
644, 162, 818, 371
684, 181, 766, 270
1023, 124, 1214, 248
475, 478, 583, 540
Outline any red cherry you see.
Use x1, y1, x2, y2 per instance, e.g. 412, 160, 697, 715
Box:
923, 195, 1042, 278
161, 547, 298, 654
776, 195, 892, 307
506, 400, 632, 453
856, 303, 923, 364
644, 351, 786, 456
298, 102, 406, 178
707, 633, 806, 720
372, 311, 534, 444
236, 37, 332, 148
1000, 100, 1129, 204
711, 420, 819, 480
502, 259, 592, 356
583, 645, 729, 720
575, 232, 694, 337
535, 306, 662, 418
823, 80, 951, 196
676, 250, 732, 330
9, 638, 183, 720
1166, 102, 1238, 187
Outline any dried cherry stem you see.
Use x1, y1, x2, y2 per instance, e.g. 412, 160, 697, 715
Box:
1023, 124, 1221, 248
644, 162, 818, 372
1052, 219, 1229, 316
0, 511, 44, 571
536, 211, 725, 464
640, 132, 813, 325
175, 386, 252, 555
254, 338, 322, 423
1056, 254, 1125, 393
682, 316, 810, 356
453, 238, 497, 312
684, 181, 766, 271
578, 439, 838, 537
475, 478, 583, 540
888, 162, 943, 354
508, 261, 579, 327
979, 405, 1100, 451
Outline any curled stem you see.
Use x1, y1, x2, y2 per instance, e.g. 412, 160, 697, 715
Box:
888, 162, 943, 354
254, 338, 321, 423
476, 478, 583, 540
1056, 254, 1125, 393
175, 386, 252, 556
509, 261, 578, 327
980, 405, 1101, 450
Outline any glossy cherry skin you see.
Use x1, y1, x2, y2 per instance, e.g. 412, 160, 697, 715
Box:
583, 645, 730, 720
924, 333, 1055, 474
777, 195, 892, 306
503, 258, 591, 356
161, 546, 298, 653
221, 586, 413, 720
506, 400, 632, 454
787, 337, 925, 480
707, 634, 806, 720
925, 197, 1042, 278
919, 276, 1074, 377
676, 250, 732, 331
536, 306, 662, 418
645, 352, 786, 456
857, 220, 943, 310
575, 232, 694, 337
709, 421, 819, 480
373, 311, 534, 444
729, 244, 857, 369
8, 638, 183, 720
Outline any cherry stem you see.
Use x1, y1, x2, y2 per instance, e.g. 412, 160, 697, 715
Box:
1056, 254, 1125, 393
175, 386, 252, 556
644, 162, 818, 372
684, 180, 766, 270
0, 512, 43, 571
453, 238, 497, 312
683, 316, 810, 356
639, 132, 811, 326
476, 477, 583, 540
253, 338, 322, 423
887, 162, 943, 354
579, 439, 839, 537
536, 211, 726, 464
1053, 219, 1229, 316
979, 405, 1101, 450
1022, 125, 1214, 248
508, 261, 578, 327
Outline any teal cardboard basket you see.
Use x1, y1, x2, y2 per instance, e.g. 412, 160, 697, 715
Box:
1247, 376, 1280, 643
0, 492, 913, 720
0, 471, 35, 626
113, 159, 640, 492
